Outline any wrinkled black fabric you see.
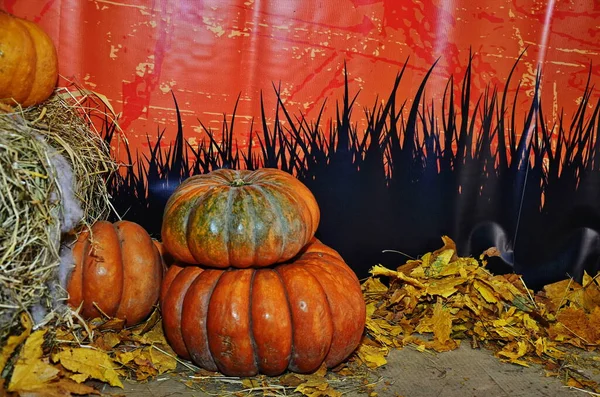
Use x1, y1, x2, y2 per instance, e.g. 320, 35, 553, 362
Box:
106, 62, 600, 292
460, 221, 600, 291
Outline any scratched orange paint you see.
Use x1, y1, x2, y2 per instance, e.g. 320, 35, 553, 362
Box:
2, 0, 599, 155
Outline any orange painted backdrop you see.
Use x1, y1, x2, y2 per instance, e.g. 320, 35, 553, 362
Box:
2, 0, 599, 153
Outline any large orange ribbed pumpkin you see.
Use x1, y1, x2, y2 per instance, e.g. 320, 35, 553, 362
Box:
66, 220, 164, 326
160, 238, 365, 376
161, 168, 320, 268
0, 12, 58, 107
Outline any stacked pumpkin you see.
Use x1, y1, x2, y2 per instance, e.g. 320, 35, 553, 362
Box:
64, 168, 366, 377
159, 168, 366, 376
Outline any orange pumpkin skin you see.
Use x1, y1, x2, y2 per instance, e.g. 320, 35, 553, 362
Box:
0, 12, 58, 107
161, 168, 320, 268
161, 239, 365, 376
66, 220, 164, 326
153, 239, 175, 268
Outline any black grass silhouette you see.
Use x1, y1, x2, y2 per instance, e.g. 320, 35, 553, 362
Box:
105, 56, 600, 290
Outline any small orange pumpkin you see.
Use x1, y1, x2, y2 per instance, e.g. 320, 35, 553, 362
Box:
66, 220, 164, 326
0, 12, 58, 107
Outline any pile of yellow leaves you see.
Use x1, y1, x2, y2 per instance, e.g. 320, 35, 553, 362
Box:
359, 236, 600, 392
0, 310, 179, 396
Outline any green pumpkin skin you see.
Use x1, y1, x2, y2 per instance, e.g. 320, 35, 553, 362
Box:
161, 168, 320, 268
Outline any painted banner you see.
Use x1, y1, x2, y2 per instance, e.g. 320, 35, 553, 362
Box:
3, 0, 600, 288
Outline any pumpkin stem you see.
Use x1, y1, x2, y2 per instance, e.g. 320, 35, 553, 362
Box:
230, 178, 248, 187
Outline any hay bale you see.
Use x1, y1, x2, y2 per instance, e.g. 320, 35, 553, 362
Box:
0, 89, 118, 338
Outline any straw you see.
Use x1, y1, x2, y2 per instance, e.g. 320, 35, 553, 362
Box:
0, 87, 118, 340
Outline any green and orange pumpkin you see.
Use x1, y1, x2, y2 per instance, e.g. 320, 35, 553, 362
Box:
160, 238, 365, 376
66, 220, 165, 326
161, 168, 320, 268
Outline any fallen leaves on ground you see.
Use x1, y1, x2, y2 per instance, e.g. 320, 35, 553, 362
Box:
182, 362, 379, 397
291, 364, 342, 397
362, 235, 600, 393
8, 330, 60, 391
52, 347, 123, 387
2, 236, 600, 395
0, 313, 32, 374
1, 308, 378, 397
1, 308, 179, 396
5, 327, 99, 397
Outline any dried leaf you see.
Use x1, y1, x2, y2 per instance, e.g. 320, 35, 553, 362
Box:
431, 300, 453, 345
242, 378, 261, 389
589, 307, 600, 344
496, 340, 530, 366
432, 236, 458, 260
16, 378, 101, 396
473, 280, 498, 304
295, 377, 342, 397
582, 271, 598, 288
355, 339, 388, 369
0, 312, 32, 373
556, 306, 597, 345
147, 346, 178, 374
371, 264, 425, 288
426, 277, 466, 298
365, 318, 397, 346
114, 349, 139, 365
279, 373, 305, 387
361, 277, 388, 294
131, 321, 169, 345
96, 317, 126, 332
70, 373, 89, 384
52, 347, 123, 388
438, 258, 477, 277
480, 247, 501, 258
487, 276, 520, 302
521, 313, 540, 333
427, 249, 454, 276
130, 308, 161, 336
8, 330, 60, 392
541, 279, 584, 313
94, 332, 121, 350
582, 273, 600, 312
427, 337, 459, 352
113, 345, 176, 381
396, 259, 422, 275
52, 378, 100, 395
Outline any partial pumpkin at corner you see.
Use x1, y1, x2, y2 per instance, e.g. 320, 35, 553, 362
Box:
0, 11, 58, 107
